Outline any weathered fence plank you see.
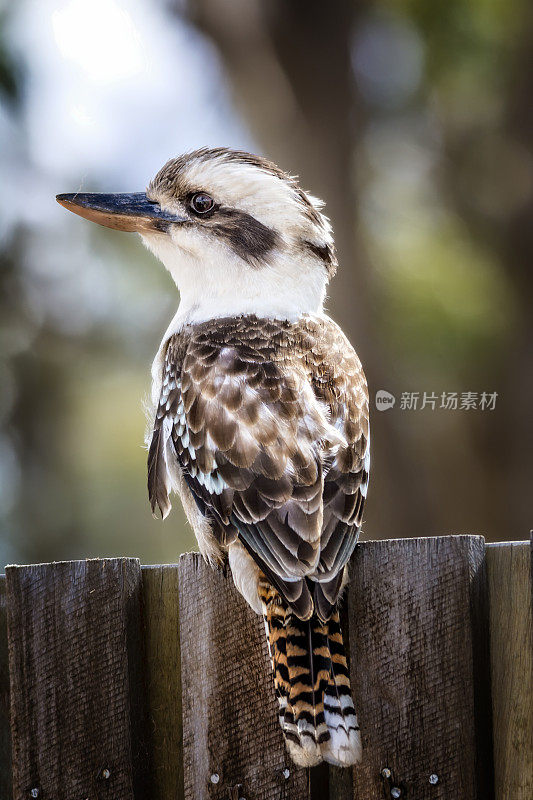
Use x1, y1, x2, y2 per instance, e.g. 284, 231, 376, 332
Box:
178, 552, 308, 800
486, 542, 533, 800
0, 576, 12, 799
142, 564, 184, 799
6, 558, 149, 800
346, 536, 492, 800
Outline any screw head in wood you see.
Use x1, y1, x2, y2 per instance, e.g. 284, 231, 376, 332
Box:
391, 788, 402, 799
429, 774, 439, 785
101, 768, 111, 779
210, 773, 220, 784
282, 768, 290, 779
381, 767, 391, 779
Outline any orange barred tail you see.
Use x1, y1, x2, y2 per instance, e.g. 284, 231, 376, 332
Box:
260, 582, 362, 768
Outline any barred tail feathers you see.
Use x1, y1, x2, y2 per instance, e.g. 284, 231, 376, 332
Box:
320, 611, 362, 767
261, 585, 361, 768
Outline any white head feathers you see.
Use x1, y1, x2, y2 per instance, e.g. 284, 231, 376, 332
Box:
141, 147, 337, 327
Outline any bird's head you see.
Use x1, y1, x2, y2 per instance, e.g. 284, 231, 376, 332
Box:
57, 147, 337, 322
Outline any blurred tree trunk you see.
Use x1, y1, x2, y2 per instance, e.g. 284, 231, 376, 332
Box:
182, 0, 437, 539
441, 13, 533, 540
497, 22, 533, 537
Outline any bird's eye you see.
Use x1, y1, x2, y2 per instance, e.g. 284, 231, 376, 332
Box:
190, 192, 215, 214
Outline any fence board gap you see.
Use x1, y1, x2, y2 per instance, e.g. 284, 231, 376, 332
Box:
346, 535, 493, 800
6, 558, 149, 800
141, 564, 184, 799
486, 541, 533, 799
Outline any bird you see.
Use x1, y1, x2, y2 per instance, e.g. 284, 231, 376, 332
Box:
57, 147, 370, 768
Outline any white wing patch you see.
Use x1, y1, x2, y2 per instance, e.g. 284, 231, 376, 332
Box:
157, 373, 229, 509
359, 443, 370, 498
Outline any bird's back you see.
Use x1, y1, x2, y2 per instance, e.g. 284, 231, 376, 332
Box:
149, 312, 369, 618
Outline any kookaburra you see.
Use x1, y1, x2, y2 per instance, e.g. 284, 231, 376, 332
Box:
57, 148, 370, 768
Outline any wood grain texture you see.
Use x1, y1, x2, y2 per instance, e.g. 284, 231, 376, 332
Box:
6, 558, 149, 800
3, 537, 522, 799
142, 564, 184, 799
487, 542, 533, 800
346, 536, 492, 800
0, 576, 12, 799
178, 552, 309, 800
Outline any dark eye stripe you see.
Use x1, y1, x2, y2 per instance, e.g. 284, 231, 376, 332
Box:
210, 208, 280, 267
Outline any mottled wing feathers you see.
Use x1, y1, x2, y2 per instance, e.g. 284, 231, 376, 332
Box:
148, 334, 188, 520
147, 422, 171, 520
148, 314, 369, 619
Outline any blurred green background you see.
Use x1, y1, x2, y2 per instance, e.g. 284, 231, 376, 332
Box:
0, 0, 531, 569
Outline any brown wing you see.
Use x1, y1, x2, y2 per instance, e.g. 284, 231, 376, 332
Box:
148, 315, 369, 621
305, 318, 370, 619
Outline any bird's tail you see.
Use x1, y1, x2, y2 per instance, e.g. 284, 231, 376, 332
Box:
259, 582, 361, 768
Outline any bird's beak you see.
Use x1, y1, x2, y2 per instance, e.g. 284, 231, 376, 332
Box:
55, 192, 187, 233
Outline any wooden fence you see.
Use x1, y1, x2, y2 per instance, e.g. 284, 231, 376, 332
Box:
0, 535, 531, 800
